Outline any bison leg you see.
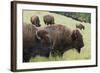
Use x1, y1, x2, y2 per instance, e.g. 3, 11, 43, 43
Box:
23, 48, 33, 62
23, 54, 31, 62
56, 50, 64, 57
51, 49, 57, 57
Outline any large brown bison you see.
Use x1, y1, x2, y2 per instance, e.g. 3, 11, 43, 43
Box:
23, 23, 52, 62
43, 15, 55, 25
76, 23, 85, 30
30, 15, 41, 27
44, 24, 84, 57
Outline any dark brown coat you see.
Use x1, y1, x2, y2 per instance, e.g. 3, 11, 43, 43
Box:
30, 15, 41, 27
43, 15, 55, 25
44, 24, 84, 57
23, 23, 52, 62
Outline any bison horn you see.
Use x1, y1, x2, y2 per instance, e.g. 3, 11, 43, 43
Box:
36, 30, 41, 40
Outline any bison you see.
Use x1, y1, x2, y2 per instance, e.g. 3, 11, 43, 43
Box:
44, 24, 84, 57
23, 23, 52, 62
76, 23, 85, 30
43, 15, 55, 25
30, 15, 41, 27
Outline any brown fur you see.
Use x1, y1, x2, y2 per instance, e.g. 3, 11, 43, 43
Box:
36, 29, 52, 48
23, 23, 52, 62
43, 15, 55, 25
44, 24, 84, 57
23, 23, 37, 49
30, 15, 41, 27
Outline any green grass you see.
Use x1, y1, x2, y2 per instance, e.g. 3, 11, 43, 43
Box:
23, 10, 91, 62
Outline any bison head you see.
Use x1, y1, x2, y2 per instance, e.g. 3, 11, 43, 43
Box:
71, 29, 84, 53
36, 29, 52, 48
30, 15, 41, 27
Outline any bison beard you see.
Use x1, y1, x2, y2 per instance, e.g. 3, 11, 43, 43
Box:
45, 24, 84, 57
23, 24, 52, 62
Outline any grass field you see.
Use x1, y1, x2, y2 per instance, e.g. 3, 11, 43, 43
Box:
23, 10, 91, 62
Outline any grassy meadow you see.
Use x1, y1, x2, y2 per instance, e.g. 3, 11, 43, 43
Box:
23, 10, 91, 62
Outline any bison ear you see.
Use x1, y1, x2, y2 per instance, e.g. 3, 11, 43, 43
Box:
71, 29, 79, 40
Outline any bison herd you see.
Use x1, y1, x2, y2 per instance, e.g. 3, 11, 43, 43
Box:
23, 15, 85, 62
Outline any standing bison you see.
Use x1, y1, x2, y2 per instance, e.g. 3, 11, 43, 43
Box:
23, 23, 52, 62
43, 15, 55, 25
44, 24, 84, 57
30, 15, 41, 27
76, 23, 85, 30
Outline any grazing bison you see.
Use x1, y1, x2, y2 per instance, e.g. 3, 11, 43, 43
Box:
30, 15, 41, 27
23, 23, 52, 62
76, 23, 85, 30
43, 15, 55, 25
44, 24, 84, 57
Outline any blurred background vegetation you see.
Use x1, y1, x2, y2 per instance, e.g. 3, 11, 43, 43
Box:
50, 11, 91, 23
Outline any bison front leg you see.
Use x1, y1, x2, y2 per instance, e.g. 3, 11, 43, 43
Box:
51, 49, 58, 57
23, 48, 33, 62
23, 54, 31, 62
57, 50, 64, 57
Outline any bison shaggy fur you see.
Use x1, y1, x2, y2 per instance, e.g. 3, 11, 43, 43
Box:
30, 15, 41, 27
23, 23, 52, 62
44, 24, 84, 57
43, 15, 55, 25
